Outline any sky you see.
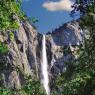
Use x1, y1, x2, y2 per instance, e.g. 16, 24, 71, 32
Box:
22, 0, 80, 34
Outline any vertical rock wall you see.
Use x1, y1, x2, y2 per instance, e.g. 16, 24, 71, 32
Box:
0, 20, 84, 90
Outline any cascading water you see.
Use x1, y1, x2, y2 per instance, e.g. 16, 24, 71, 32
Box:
41, 35, 50, 95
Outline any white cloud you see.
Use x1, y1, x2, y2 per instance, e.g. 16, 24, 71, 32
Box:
42, 0, 73, 12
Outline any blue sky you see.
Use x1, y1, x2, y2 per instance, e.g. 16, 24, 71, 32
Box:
22, 0, 80, 34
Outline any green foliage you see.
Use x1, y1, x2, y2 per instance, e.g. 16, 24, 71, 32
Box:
63, 5, 95, 95
63, 72, 92, 95
29, 17, 39, 24
23, 75, 46, 95
61, 1, 95, 95
49, 2, 95, 95
9, 32, 14, 41
0, 75, 46, 95
51, 91, 59, 95
0, 42, 9, 55
0, 0, 24, 31
0, 87, 13, 95
31, 17, 39, 23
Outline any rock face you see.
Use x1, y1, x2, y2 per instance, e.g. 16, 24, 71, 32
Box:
0, 20, 43, 89
0, 19, 84, 90
46, 20, 84, 77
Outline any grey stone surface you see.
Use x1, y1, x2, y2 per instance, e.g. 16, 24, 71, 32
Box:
0, 20, 84, 89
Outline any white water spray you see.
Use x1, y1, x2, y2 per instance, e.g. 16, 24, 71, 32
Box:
41, 35, 50, 95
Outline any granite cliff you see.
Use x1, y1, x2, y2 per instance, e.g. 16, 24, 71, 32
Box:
0, 19, 84, 90
0, 20, 42, 89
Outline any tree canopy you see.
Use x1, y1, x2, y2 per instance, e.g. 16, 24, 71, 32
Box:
0, 0, 24, 31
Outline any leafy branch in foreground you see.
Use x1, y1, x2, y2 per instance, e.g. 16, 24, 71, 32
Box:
0, 0, 25, 31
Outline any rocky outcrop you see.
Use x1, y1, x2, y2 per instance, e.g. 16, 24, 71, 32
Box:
0, 19, 84, 90
0, 20, 43, 89
46, 20, 84, 77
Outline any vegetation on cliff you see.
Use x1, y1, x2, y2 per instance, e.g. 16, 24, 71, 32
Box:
53, 0, 95, 95
0, 0, 95, 95
0, 0, 23, 55
0, 0, 24, 31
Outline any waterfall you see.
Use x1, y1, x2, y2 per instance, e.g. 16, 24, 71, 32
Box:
41, 35, 50, 95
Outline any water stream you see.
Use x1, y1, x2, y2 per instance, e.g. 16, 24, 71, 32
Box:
41, 35, 50, 95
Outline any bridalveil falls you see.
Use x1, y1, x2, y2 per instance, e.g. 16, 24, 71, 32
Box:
41, 35, 50, 95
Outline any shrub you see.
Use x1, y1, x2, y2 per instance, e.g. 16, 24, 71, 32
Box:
0, 43, 9, 55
